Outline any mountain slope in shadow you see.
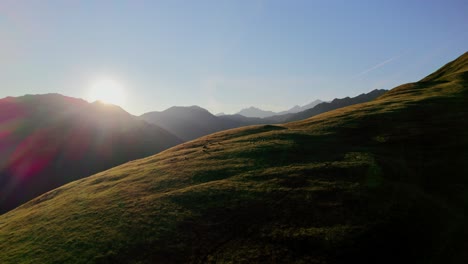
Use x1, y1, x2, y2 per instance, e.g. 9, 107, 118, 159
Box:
0, 94, 182, 213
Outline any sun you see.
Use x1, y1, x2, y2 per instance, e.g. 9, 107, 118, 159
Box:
88, 79, 126, 106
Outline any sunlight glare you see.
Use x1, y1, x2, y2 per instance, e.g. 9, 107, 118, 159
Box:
88, 79, 126, 106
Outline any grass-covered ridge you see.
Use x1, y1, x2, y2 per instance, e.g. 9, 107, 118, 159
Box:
0, 52, 467, 263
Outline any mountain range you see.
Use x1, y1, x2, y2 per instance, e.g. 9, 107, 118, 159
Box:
1, 52, 466, 262
141, 90, 386, 140
235, 106, 277, 118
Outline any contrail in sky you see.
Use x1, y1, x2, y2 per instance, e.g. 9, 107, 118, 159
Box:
356, 55, 400, 77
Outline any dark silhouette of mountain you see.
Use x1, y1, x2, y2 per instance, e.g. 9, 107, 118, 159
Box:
0, 94, 182, 214
235, 106, 277, 118
140, 106, 242, 141
1, 52, 467, 263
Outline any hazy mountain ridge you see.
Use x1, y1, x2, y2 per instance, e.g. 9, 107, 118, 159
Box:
141, 92, 382, 140
235, 106, 277, 118
1, 53, 466, 263
276, 99, 323, 115
234, 100, 323, 118
0, 94, 182, 214
140, 106, 241, 141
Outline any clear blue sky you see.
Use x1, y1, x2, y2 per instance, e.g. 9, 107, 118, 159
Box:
1, 0, 467, 115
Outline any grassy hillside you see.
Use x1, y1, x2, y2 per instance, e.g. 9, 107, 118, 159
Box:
0, 52, 467, 263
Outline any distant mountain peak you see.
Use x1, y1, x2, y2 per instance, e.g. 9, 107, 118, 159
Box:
231, 100, 324, 118
161, 105, 213, 116
236, 106, 276, 118
276, 100, 323, 115
246, 106, 260, 110
141, 105, 235, 141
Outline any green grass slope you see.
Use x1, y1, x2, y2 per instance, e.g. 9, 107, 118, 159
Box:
0, 52, 467, 263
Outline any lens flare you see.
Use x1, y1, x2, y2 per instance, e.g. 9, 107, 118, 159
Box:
88, 79, 125, 106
